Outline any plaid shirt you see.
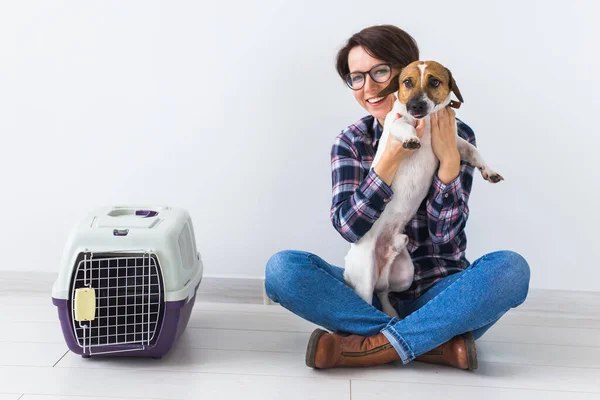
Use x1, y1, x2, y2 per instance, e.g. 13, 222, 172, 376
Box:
330, 115, 476, 300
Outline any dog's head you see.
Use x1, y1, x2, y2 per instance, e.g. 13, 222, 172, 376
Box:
377, 60, 463, 120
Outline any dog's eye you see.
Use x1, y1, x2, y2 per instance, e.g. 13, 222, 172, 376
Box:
403, 79, 412, 89
430, 79, 441, 88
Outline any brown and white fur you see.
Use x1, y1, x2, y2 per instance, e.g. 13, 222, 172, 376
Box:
343, 61, 503, 318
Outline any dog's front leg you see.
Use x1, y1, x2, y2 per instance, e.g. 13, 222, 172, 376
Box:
389, 120, 421, 150
456, 136, 504, 183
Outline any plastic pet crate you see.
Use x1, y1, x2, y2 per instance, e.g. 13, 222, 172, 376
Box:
51, 206, 203, 358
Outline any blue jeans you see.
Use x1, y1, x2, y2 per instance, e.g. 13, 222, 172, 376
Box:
264, 249, 530, 364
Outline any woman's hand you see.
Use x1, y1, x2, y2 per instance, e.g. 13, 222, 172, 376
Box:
431, 107, 460, 184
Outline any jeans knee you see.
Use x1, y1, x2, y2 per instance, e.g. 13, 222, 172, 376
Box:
491, 250, 530, 305
264, 250, 303, 302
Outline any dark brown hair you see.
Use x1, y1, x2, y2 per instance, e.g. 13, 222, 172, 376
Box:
335, 25, 420, 80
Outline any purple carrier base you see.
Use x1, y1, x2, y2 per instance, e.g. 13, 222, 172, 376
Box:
52, 284, 199, 359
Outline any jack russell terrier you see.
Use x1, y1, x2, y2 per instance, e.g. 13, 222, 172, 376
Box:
343, 60, 503, 318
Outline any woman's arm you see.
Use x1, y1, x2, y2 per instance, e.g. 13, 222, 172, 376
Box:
330, 115, 423, 243
329, 134, 393, 243
426, 112, 476, 244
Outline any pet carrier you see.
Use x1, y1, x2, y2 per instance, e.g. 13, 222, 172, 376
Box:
51, 205, 203, 358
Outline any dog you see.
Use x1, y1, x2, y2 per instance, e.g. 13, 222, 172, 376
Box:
343, 60, 503, 318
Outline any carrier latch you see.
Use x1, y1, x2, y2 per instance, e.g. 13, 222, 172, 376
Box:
74, 287, 96, 321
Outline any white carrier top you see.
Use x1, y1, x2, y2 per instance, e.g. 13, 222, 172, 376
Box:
52, 205, 203, 303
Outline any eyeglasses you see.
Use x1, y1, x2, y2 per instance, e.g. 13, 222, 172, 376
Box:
344, 63, 392, 90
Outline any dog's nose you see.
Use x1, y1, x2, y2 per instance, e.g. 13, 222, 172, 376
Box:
409, 101, 427, 115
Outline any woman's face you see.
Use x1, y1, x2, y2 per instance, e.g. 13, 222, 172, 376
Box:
347, 46, 397, 125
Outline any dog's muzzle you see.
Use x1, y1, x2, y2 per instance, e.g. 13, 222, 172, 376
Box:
406, 98, 429, 119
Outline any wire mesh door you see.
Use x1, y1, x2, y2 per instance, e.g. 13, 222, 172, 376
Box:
70, 251, 164, 355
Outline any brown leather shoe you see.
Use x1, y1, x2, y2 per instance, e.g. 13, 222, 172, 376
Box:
305, 329, 400, 369
414, 332, 478, 371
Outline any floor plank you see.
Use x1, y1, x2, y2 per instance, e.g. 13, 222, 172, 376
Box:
479, 323, 600, 348
351, 379, 600, 400
0, 342, 67, 367
21, 396, 173, 400
0, 394, 22, 400
53, 345, 600, 394
0, 321, 64, 344
476, 341, 600, 369
179, 327, 309, 353
0, 366, 349, 400
521, 289, 600, 319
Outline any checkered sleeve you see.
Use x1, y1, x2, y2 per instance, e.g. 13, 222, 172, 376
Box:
330, 134, 393, 243
426, 120, 476, 244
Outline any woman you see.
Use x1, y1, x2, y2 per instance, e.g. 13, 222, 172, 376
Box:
264, 25, 530, 371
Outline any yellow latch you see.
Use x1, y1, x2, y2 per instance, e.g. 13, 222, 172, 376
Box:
74, 287, 96, 322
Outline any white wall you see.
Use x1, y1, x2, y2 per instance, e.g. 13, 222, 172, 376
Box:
1, 0, 598, 292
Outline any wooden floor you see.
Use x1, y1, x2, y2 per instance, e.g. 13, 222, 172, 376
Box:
1, 272, 599, 399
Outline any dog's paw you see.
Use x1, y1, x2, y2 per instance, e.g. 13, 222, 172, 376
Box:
479, 167, 504, 183
382, 304, 399, 318
377, 292, 400, 318
402, 137, 421, 149
488, 173, 504, 183
392, 233, 409, 252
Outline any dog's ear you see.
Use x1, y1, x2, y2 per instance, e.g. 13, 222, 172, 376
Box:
376, 73, 400, 98
446, 68, 464, 104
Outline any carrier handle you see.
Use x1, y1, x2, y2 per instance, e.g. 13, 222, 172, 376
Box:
107, 208, 161, 218
135, 209, 159, 218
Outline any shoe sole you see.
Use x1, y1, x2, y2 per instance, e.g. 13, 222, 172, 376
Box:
464, 332, 478, 371
305, 328, 327, 369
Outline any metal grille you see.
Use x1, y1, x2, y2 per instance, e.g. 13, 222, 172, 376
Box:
69, 251, 164, 355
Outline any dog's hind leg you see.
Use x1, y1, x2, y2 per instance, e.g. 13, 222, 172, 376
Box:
375, 233, 409, 318
377, 291, 399, 318
456, 136, 504, 183
387, 246, 415, 293
343, 245, 377, 305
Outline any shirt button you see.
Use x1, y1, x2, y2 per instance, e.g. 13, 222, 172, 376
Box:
444, 193, 449, 198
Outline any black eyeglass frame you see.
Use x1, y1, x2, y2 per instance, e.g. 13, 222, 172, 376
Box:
344, 63, 393, 90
